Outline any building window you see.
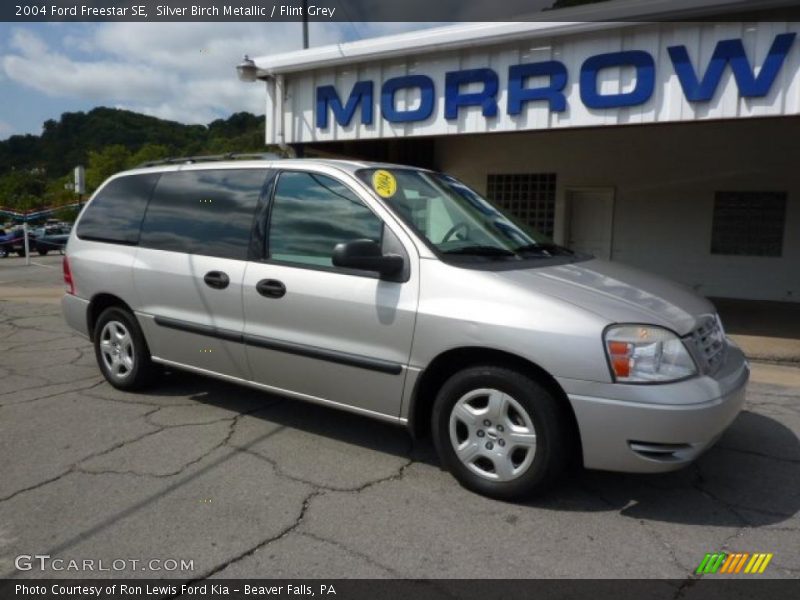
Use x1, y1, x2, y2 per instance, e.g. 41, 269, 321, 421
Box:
486, 173, 556, 238
711, 192, 787, 257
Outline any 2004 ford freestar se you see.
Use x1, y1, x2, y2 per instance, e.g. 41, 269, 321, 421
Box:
61, 158, 749, 499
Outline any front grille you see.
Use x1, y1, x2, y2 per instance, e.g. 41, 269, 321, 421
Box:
688, 315, 726, 374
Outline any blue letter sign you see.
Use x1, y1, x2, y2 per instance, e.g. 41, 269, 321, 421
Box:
316, 81, 374, 128
580, 50, 656, 109
313, 33, 795, 128
508, 61, 568, 114
381, 75, 435, 123
668, 32, 796, 101
445, 68, 499, 119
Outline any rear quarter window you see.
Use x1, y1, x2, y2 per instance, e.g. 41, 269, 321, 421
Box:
139, 168, 268, 260
77, 173, 160, 244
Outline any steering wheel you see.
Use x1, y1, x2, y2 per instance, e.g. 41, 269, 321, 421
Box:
441, 222, 469, 243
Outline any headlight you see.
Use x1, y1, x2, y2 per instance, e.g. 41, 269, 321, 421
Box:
604, 325, 697, 383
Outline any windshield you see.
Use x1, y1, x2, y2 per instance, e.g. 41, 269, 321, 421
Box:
356, 168, 575, 261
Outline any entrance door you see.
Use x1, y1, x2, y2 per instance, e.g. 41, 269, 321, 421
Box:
566, 187, 615, 259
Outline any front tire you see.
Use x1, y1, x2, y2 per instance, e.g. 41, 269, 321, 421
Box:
432, 365, 570, 500
93, 307, 158, 390
37, 247, 48, 256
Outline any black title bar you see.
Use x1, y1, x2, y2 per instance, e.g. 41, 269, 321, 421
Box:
4, 0, 800, 22
2, 579, 800, 600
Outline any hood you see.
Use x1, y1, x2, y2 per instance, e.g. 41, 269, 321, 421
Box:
502, 258, 714, 336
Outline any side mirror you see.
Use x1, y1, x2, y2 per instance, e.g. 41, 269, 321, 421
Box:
332, 239, 404, 279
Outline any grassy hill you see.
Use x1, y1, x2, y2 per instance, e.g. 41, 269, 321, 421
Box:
0, 107, 273, 213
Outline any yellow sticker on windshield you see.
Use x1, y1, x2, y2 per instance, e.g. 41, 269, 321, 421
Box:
372, 169, 397, 199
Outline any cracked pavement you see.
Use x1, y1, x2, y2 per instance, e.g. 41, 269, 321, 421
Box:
1, 255, 798, 580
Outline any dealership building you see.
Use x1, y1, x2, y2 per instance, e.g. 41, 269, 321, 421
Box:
244, 0, 799, 302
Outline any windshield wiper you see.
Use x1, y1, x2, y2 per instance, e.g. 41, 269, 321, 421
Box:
513, 243, 574, 257
442, 245, 517, 257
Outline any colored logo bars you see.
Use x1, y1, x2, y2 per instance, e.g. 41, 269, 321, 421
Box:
696, 552, 774, 575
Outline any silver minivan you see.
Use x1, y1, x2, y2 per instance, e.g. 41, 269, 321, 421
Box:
62, 157, 749, 499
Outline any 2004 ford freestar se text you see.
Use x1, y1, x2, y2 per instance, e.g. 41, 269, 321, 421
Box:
61, 157, 749, 499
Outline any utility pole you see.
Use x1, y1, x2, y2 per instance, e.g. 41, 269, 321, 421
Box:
302, 0, 309, 49
74, 165, 85, 214
23, 219, 30, 266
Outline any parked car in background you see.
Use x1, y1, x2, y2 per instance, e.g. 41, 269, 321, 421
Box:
0, 228, 13, 258
0, 227, 27, 258
31, 225, 71, 255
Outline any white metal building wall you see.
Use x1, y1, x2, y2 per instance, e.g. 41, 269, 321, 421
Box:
435, 118, 799, 302
267, 21, 800, 145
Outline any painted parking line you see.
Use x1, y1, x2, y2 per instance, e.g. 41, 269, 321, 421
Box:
30, 261, 58, 269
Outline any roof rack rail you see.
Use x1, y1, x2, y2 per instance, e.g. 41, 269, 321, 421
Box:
137, 152, 283, 168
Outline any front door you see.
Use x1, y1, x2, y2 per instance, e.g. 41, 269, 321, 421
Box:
566, 187, 615, 259
242, 170, 418, 420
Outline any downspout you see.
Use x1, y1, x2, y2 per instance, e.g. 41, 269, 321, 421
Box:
275, 74, 295, 157
264, 76, 274, 149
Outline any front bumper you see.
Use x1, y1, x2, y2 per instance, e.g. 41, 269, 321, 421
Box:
559, 343, 749, 473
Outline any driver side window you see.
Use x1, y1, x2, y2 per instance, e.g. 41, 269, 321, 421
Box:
268, 171, 383, 268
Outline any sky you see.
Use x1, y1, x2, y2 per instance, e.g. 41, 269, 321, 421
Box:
0, 21, 438, 140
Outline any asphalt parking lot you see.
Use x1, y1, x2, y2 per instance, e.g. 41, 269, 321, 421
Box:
1, 254, 798, 580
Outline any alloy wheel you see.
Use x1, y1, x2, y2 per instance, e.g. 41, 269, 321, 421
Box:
99, 320, 135, 380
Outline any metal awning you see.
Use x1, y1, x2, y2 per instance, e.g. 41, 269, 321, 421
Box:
248, 0, 796, 76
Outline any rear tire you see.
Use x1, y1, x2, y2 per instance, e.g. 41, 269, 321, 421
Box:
93, 307, 158, 391
37, 247, 48, 256
432, 365, 570, 500
16, 248, 26, 257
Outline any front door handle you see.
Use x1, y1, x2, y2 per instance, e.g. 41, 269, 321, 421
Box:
256, 279, 286, 298
204, 271, 230, 290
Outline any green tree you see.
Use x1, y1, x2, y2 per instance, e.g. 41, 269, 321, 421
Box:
85, 145, 131, 191
0, 169, 47, 211
41, 174, 79, 208
0, 107, 272, 198
128, 143, 172, 167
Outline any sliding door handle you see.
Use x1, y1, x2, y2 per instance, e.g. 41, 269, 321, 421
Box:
203, 271, 230, 290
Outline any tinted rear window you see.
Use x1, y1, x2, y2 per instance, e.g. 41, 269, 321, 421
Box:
77, 174, 159, 244
140, 169, 267, 260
